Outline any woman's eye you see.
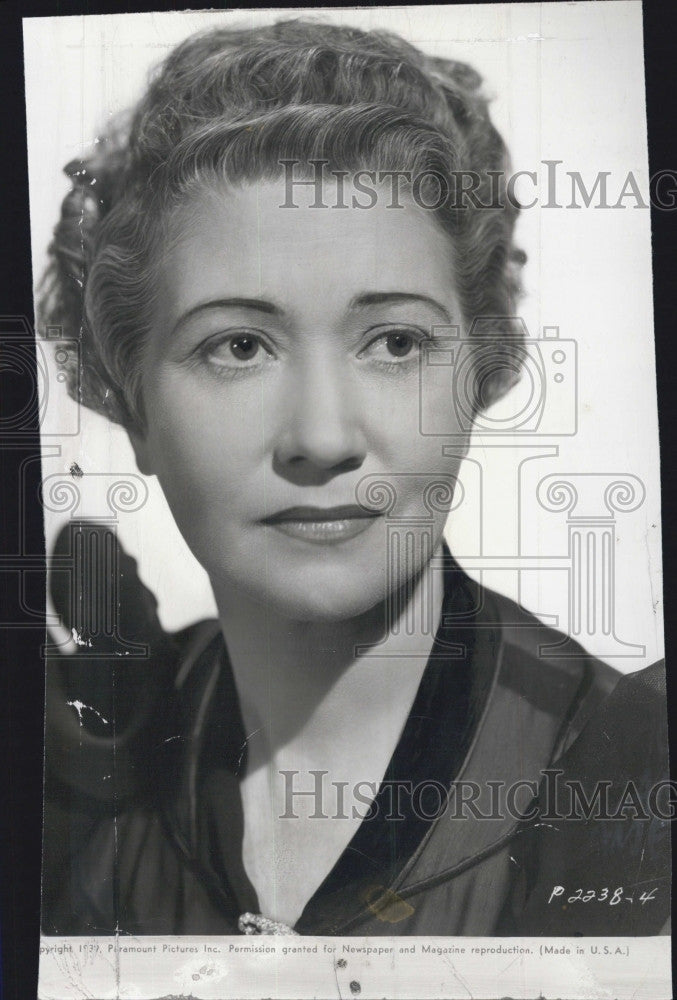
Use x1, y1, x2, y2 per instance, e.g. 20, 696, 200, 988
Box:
362, 327, 426, 363
229, 334, 260, 361
384, 331, 416, 357
199, 331, 272, 369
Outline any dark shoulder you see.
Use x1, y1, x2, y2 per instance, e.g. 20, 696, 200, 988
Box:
504, 659, 670, 935
480, 582, 621, 753
42, 618, 222, 934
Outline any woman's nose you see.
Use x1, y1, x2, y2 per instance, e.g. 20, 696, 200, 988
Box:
273, 360, 367, 474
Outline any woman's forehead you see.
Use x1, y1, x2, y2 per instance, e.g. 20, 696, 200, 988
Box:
159, 178, 459, 313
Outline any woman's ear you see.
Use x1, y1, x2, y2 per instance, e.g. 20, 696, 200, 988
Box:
127, 427, 155, 476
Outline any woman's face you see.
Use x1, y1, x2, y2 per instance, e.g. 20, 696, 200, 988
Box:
131, 180, 470, 620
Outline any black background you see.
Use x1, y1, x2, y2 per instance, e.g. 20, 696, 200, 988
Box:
0, 1, 675, 997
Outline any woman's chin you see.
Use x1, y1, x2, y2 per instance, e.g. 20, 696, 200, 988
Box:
198, 522, 445, 626
258, 577, 390, 624
209, 561, 392, 624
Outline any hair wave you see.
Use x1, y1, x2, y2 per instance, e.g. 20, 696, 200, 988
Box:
39, 19, 526, 429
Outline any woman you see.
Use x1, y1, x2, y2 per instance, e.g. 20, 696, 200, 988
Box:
39, 19, 669, 937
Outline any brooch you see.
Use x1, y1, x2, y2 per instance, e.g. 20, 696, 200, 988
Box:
238, 912, 299, 935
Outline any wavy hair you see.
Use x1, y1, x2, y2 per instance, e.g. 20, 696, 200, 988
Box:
38, 19, 526, 430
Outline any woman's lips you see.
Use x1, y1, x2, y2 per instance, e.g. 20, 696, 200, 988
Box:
261, 505, 382, 545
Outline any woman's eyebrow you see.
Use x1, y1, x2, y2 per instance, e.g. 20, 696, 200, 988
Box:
170, 297, 282, 337
350, 292, 453, 323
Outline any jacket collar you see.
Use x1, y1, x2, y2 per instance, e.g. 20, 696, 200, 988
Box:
157, 552, 589, 932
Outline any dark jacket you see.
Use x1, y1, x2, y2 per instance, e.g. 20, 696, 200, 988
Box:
42, 535, 670, 937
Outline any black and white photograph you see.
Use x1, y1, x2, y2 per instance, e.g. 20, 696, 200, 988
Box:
18, 3, 671, 997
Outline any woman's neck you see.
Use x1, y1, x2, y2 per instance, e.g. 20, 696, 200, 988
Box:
212, 548, 446, 775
